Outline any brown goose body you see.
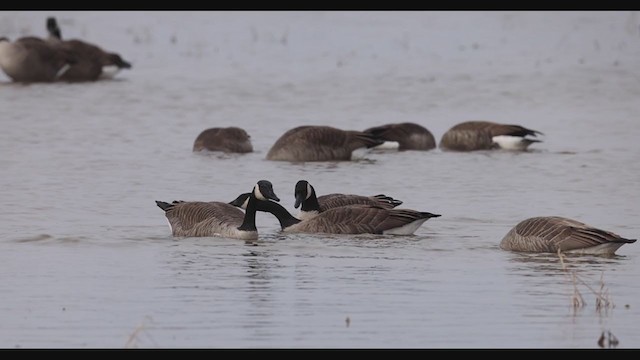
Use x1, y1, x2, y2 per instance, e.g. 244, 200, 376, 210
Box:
156, 201, 252, 238
284, 205, 440, 235
45, 17, 131, 82
364, 122, 436, 150
0, 36, 75, 83
440, 121, 542, 151
500, 216, 636, 255
266, 125, 383, 161
156, 180, 280, 240
193, 127, 253, 153
230, 193, 439, 236
294, 180, 403, 221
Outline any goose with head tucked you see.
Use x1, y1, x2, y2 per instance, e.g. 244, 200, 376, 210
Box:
192, 127, 253, 153
500, 216, 636, 255
293, 180, 403, 221
230, 193, 440, 236
266, 125, 384, 161
45, 16, 132, 82
440, 121, 543, 151
363, 122, 436, 151
155, 180, 279, 240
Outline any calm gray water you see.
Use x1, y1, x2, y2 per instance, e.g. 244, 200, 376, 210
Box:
1, 11, 639, 348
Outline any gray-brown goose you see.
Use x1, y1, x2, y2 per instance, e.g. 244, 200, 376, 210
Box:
294, 180, 403, 221
440, 121, 543, 151
266, 125, 384, 161
500, 216, 636, 255
363, 122, 436, 150
0, 36, 75, 82
230, 193, 440, 235
192, 127, 253, 153
45, 17, 131, 82
155, 180, 279, 239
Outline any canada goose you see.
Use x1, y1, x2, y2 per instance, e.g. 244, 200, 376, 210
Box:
363, 122, 436, 151
0, 36, 75, 82
440, 121, 543, 151
45, 17, 132, 82
193, 127, 253, 153
294, 180, 403, 221
230, 193, 440, 235
266, 125, 384, 161
500, 216, 636, 255
155, 180, 279, 240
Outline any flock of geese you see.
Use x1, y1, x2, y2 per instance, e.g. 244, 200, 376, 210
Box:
2, 17, 634, 256
192, 120, 545, 160
0, 17, 131, 83
166, 120, 636, 256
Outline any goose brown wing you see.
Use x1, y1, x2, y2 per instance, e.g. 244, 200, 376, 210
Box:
164, 201, 244, 234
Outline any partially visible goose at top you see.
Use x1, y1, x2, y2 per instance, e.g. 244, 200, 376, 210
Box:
45, 17, 132, 82
0, 36, 76, 83
193, 127, 253, 153
294, 180, 403, 221
266, 125, 384, 161
230, 193, 440, 235
439, 121, 543, 151
500, 216, 636, 255
155, 180, 279, 240
363, 122, 436, 151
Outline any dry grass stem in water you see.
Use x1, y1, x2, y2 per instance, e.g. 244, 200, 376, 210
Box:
124, 316, 155, 348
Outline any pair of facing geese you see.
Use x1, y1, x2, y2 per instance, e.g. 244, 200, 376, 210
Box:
156, 180, 636, 256
0, 17, 131, 83
193, 121, 544, 160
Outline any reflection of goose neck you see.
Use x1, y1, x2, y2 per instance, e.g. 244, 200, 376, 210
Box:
256, 200, 301, 230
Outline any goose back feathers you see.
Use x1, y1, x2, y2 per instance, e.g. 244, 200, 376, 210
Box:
500, 216, 636, 255
45, 16, 132, 82
440, 121, 542, 151
294, 180, 403, 221
266, 125, 384, 161
0, 36, 76, 82
193, 127, 253, 153
230, 193, 440, 235
156, 180, 279, 239
363, 122, 436, 150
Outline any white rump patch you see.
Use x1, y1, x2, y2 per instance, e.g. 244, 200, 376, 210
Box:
565, 242, 627, 256
372, 141, 400, 150
382, 218, 429, 235
100, 65, 121, 79
492, 135, 532, 151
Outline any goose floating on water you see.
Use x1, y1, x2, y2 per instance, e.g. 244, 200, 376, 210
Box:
440, 121, 543, 151
193, 127, 253, 153
266, 125, 383, 161
500, 216, 636, 255
363, 122, 436, 151
156, 180, 279, 240
293, 180, 403, 221
230, 192, 440, 236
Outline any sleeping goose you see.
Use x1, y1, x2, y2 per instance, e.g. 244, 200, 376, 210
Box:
363, 122, 436, 151
155, 180, 279, 239
0, 36, 76, 82
294, 180, 402, 220
45, 16, 132, 82
500, 216, 636, 255
440, 121, 543, 151
192, 127, 253, 153
266, 125, 384, 161
230, 193, 440, 235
